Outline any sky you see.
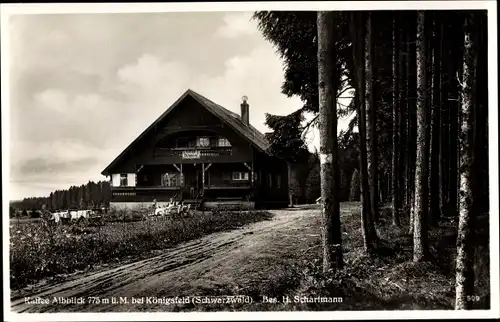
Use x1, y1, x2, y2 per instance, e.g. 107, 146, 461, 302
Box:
7, 11, 352, 200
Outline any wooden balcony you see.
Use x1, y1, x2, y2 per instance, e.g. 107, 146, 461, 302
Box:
112, 186, 181, 192
111, 184, 251, 202
112, 184, 251, 192
204, 185, 251, 190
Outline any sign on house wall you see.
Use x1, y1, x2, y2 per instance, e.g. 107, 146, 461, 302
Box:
182, 150, 201, 159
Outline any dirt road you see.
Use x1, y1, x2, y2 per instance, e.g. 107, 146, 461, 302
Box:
11, 206, 333, 313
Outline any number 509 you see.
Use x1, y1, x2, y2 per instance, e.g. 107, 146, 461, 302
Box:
467, 295, 480, 302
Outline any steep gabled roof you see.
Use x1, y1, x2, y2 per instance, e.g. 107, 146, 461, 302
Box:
101, 89, 269, 176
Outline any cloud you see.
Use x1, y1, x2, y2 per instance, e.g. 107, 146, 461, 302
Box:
191, 45, 303, 130
116, 54, 192, 102
10, 139, 111, 198
214, 12, 259, 39
33, 89, 69, 114
15, 157, 100, 178
11, 139, 110, 170
20, 89, 121, 149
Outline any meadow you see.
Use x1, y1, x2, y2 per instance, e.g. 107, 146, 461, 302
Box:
9, 209, 273, 290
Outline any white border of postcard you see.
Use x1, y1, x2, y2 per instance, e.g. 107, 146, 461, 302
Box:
2, 1, 498, 321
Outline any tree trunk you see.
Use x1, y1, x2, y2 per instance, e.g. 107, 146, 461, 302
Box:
317, 11, 342, 272
340, 169, 350, 202
413, 11, 430, 262
407, 12, 417, 234
398, 21, 407, 218
349, 168, 360, 201
351, 12, 378, 253
455, 14, 477, 311
365, 12, 379, 224
428, 13, 441, 226
438, 13, 447, 222
447, 17, 463, 219
391, 13, 401, 226
287, 162, 295, 207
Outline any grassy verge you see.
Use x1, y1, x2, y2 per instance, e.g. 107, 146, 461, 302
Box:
177, 203, 490, 311
9, 210, 273, 290
269, 205, 490, 311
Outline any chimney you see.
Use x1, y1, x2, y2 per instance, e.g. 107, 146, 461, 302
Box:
240, 95, 249, 125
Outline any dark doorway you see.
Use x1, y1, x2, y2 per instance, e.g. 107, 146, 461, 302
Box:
184, 164, 203, 199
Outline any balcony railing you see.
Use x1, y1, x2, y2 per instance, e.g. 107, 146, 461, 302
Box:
112, 186, 180, 192
153, 147, 233, 159
112, 184, 251, 192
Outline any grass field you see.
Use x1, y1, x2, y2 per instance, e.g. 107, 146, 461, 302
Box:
9, 203, 490, 311
9, 209, 273, 290
235, 204, 491, 311
172, 203, 490, 311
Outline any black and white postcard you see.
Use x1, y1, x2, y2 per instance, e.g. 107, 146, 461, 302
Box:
2, 1, 498, 321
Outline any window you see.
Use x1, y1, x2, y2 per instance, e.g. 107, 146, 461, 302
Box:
197, 137, 210, 147
161, 173, 178, 187
188, 137, 197, 148
267, 173, 273, 188
217, 137, 231, 147
222, 172, 231, 184
232, 172, 249, 181
120, 174, 128, 187
176, 137, 189, 148
276, 174, 282, 189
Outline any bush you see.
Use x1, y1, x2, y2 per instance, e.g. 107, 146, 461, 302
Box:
29, 210, 41, 218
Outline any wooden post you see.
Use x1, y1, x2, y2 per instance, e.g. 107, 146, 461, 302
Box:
243, 162, 253, 186
202, 163, 205, 191
251, 162, 255, 187
173, 163, 184, 189
180, 163, 183, 187
203, 163, 212, 189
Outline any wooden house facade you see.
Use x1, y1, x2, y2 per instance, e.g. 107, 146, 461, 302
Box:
101, 89, 289, 210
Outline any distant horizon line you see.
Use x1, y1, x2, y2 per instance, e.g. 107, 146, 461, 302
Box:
10, 178, 110, 201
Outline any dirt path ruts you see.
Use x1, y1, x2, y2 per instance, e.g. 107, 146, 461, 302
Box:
11, 208, 319, 313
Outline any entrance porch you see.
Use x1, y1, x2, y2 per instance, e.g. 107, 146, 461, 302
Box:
131, 162, 256, 202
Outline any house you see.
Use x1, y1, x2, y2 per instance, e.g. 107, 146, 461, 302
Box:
101, 89, 289, 211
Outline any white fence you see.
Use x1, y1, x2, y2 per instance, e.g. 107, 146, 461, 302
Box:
50, 209, 102, 223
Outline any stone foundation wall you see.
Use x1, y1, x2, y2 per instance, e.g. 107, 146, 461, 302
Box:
203, 201, 255, 210
110, 201, 169, 212
110, 201, 256, 211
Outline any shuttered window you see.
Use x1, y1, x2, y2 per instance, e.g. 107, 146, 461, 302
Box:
232, 172, 249, 181
217, 137, 231, 147
161, 173, 179, 187
120, 174, 128, 187
276, 174, 282, 189
197, 137, 210, 147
